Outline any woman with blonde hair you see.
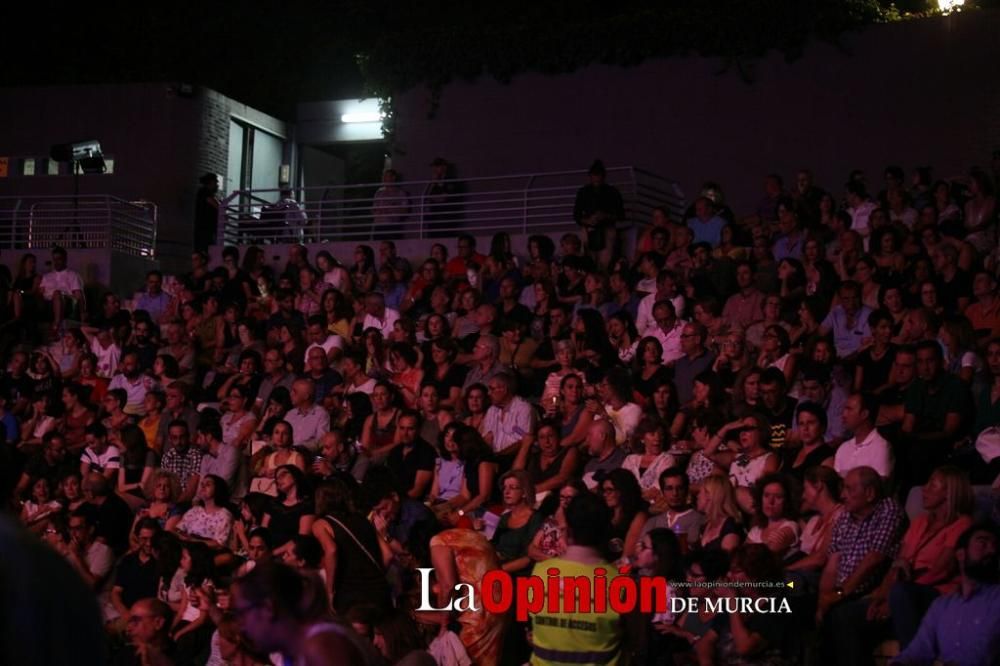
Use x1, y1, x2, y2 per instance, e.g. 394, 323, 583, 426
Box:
694, 475, 744, 553
865, 465, 974, 647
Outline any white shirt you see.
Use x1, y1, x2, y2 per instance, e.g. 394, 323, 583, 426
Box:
834, 428, 893, 479
605, 402, 642, 445
90, 338, 121, 379
81, 444, 122, 472
345, 377, 377, 396
284, 404, 331, 452
849, 200, 877, 238
362, 308, 400, 338
304, 335, 344, 364
635, 293, 687, 337
651, 320, 685, 364
108, 373, 155, 415
482, 396, 535, 454
40, 268, 84, 300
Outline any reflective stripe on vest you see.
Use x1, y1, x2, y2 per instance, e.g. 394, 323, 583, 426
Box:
532, 645, 619, 664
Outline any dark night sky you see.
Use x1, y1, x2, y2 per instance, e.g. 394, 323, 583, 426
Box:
0, 3, 370, 118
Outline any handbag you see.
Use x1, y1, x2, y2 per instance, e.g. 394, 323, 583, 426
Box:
324, 514, 385, 574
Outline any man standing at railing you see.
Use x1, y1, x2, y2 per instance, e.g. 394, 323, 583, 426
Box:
194, 173, 220, 253
372, 170, 411, 240
40, 246, 86, 339
274, 189, 309, 243
424, 157, 461, 238
573, 160, 624, 271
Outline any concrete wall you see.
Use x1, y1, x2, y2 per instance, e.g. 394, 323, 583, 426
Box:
390, 11, 1000, 214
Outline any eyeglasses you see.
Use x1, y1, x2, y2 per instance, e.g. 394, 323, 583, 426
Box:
126, 614, 158, 624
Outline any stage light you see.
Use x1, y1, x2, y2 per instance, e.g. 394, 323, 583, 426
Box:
50, 140, 106, 174
938, 0, 964, 12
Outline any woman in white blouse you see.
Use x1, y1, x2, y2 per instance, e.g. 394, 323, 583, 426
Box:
169, 475, 234, 549
220, 384, 258, 451
746, 473, 801, 560
622, 419, 677, 503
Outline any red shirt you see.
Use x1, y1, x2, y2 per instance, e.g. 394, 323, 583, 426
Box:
444, 253, 487, 279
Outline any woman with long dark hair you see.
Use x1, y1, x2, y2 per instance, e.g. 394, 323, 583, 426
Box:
312, 478, 391, 614
263, 465, 315, 559
633, 336, 671, 399
514, 418, 578, 500
601, 469, 649, 565
350, 245, 376, 295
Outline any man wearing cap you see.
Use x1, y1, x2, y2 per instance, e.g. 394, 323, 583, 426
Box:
573, 159, 624, 270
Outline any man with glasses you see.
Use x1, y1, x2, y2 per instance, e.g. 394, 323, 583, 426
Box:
122, 598, 175, 665
650, 300, 685, 365
108, 519, 161, 630
444, 234, 486, 279
57, 506, 115, 590
482, 373, 535, 460
820, 281, 872, 359
462, 334, 504, 393
674, 322, 716, 404
255, 349, 295, 413
642, 467, 704, 546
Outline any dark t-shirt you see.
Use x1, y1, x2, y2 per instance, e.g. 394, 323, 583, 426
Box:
857, 345, 896, 393
937, 271, 972, 310
756, 398, 799, 450
113, 552, 160, 608
386, 440, 436, 498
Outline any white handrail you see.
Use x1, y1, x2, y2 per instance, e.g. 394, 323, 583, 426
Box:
0, 194, 158, 257
218, 166, 684, 245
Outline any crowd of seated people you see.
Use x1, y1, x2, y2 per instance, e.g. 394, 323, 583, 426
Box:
0, 161, 998, 666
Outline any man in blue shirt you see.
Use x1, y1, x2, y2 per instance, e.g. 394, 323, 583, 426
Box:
820, 281, 872, 359
686, 196, 726, 246
893, 523, 1000, 666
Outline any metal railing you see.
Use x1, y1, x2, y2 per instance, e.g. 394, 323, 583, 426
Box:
218, 166, 684, 245
0, 195, 158, 257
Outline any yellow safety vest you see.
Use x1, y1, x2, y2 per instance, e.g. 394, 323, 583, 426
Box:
528, 557, 623, 666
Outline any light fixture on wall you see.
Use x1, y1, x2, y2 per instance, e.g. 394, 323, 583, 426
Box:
341, 112, 384, 124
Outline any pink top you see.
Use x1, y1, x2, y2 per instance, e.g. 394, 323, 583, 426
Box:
899, 514, 972, 594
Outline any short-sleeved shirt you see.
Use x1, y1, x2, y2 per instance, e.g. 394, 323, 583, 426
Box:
386, 439, 436, 498
904, 373, 969, 437
113, 552, 160, 608
199, 442, 241, 490
284, 404, 331, 452
40, 268, 84, 299
834, 428, 893, 479
81, 445, 122, 473
160, 444, 203, 490
583, 446, 628, 490
829, 498, 905, 594
821, 305, 872, 358
482, 397, 536, 454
